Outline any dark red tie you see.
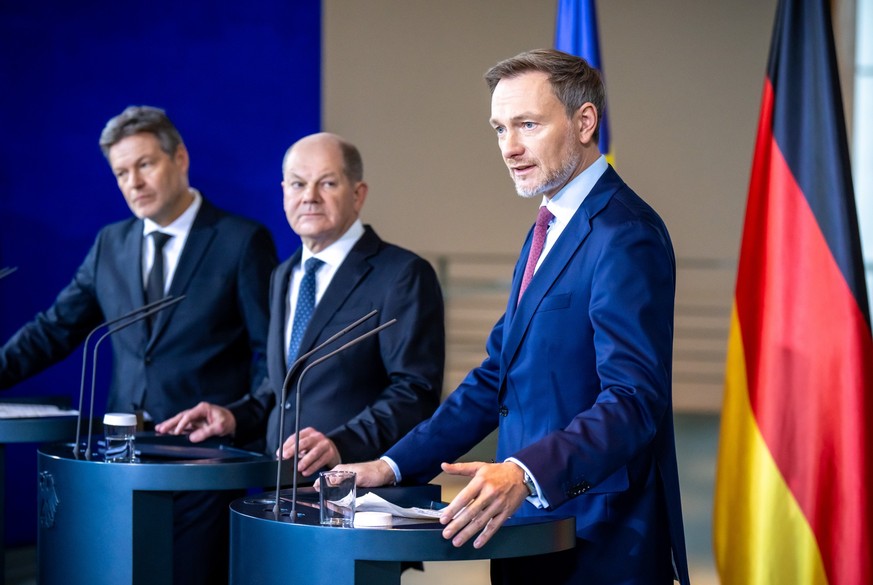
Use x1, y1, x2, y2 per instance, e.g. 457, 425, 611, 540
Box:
518, 206, 554, 302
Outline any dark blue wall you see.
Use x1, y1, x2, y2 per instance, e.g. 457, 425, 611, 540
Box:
0, 0, 321, 545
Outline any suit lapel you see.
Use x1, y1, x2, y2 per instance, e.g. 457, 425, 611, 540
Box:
147, 200, 217, 348
121, 222, 148, 308
500, 167, 624, 386
116, 221, 152, 345
506, 226, 533, 317
297, 227, 380, 358
272, 253, 298, 381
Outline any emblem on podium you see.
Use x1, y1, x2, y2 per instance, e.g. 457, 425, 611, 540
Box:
39, 471, 59, 528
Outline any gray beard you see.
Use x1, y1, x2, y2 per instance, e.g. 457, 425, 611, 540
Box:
513, 151, 581, 199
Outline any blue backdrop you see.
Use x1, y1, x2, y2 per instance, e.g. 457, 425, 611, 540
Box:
0, 0, 321, 545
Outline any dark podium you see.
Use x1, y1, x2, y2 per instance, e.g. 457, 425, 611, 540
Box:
0, 410, 77, 585
37, 433, 293, 585
230, 486, 576, 585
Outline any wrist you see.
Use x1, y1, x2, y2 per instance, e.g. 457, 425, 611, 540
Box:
378, 459, 397, 485
522, 470, 536, 496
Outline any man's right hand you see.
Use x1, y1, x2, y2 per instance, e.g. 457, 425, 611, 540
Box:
154, 401, 236, 443
331, 459, 396, 487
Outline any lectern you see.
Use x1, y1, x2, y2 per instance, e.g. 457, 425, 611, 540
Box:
0, 413, 77, 585
230, 486, 576, 585
37, 433, 293, 585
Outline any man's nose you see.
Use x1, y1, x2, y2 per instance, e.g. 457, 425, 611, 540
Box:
301, 185, 322, 203
125, 168, 144, 189
500, 130, 523, 159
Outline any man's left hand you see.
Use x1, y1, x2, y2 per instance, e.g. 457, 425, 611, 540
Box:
438, 461, 530, 549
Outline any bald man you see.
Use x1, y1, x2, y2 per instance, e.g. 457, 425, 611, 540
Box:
159, 133, 445, 479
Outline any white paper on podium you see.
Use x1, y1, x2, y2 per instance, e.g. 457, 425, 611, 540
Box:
0, 403, 79, 419
355, 492, 444, 519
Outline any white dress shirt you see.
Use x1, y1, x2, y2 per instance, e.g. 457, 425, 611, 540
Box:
141, 188, 203, 292
284, 219, 366, 361
533, 154, 608, 273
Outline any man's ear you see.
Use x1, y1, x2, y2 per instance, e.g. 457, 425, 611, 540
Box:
575, 102, 599, 145
353, 181, 368, 212
174, 143, 191, 173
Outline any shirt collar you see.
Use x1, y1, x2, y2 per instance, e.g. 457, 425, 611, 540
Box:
541, 155, 608, 222
300, 219, 365, 269
142, 188, 202, 238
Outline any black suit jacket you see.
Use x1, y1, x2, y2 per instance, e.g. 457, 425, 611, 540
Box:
0, 198, 277, 423
229, 225, 445, 464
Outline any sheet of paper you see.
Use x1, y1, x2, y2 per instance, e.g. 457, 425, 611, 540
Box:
0, 403, 79, 419
355, 491, 444, 519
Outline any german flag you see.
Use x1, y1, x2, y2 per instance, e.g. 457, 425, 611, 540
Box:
713, 1, 873, 584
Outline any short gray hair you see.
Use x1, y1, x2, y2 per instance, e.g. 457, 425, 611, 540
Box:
282, 133, 364, 183
98, 105, 184, 158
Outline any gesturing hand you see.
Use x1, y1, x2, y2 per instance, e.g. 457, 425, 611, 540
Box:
437, 461, 530, 549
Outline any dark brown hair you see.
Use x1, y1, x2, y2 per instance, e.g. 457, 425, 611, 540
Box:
485, 48, 605, 142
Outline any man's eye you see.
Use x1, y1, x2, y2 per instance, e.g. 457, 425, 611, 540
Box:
523, 122, 536, 130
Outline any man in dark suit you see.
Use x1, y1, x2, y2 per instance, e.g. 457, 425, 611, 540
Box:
0, 105, 277, 585
333, 49, 691, 585
157, 132, 444, 479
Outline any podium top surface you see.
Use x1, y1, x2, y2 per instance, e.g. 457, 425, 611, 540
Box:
0, 414, 78, 443
0, 397, 78, 443
231, 486, 576, 562
38, 433, 296, 491
41, 431, 270, 463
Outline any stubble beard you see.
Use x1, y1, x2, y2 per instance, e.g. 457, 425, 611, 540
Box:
512, 150, 582, 199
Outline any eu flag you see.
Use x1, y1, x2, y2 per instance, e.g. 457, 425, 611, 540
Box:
555, 0, 612, 163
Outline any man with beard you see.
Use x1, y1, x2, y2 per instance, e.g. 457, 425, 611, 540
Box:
331, 49, 691, 585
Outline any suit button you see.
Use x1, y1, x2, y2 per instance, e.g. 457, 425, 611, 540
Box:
144, 356, 152, 365
567, 480, 591, 497
498, 405, 508, 417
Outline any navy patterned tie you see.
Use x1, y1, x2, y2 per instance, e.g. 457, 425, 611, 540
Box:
287, 258, 325, 368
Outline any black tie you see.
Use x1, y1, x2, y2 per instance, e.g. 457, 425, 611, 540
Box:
145, 232, 172, 329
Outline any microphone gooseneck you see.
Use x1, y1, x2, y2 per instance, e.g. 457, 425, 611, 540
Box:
270, 309, 386, 517
284, 317, 397, 521
0, 266, 18, 280
74, 296, 185, 459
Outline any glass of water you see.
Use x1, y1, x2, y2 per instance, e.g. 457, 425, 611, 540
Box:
103, 413, 137, 463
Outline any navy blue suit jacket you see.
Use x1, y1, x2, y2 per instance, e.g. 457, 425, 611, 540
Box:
229, 225, 445, 465
385, 167, 690, 585
0, 198, 277, 423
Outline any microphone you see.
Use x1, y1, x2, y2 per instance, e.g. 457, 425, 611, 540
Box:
270, 309, 379, 514
73, 296, 185, 459
0, 266, 17, 280
277, 316, 398, 520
